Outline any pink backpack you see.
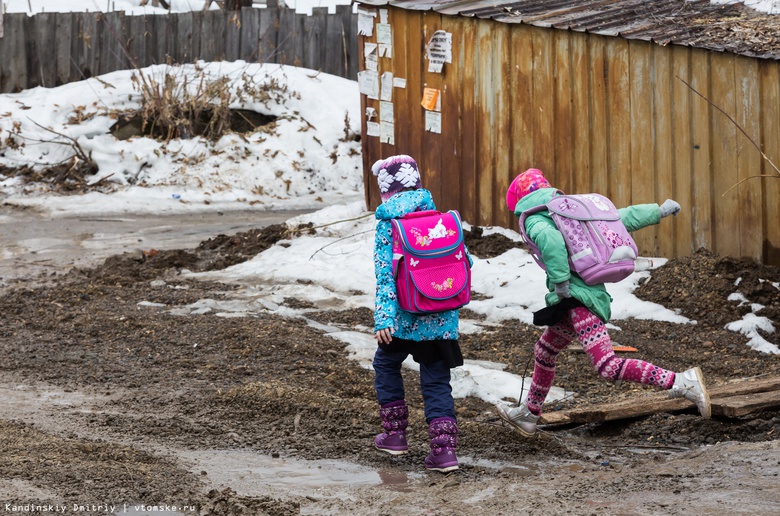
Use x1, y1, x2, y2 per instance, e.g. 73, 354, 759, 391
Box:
519, 191, 639, 285
391, 210, 471, 314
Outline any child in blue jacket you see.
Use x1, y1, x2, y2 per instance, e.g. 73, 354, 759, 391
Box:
371, 154, 469, 473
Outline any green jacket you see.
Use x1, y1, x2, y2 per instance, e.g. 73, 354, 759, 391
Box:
514, 188, 662, 322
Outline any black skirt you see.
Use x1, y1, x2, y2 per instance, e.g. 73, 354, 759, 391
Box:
378, 337, 464, 368
532, 298, 584, 326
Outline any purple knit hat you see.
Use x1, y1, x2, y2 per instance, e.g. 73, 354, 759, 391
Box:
371, 155, 422, 202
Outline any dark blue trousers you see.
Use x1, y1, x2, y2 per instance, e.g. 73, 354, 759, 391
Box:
373, 345, 455, 423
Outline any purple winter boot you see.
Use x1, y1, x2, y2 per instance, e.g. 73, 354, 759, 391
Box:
424, 416, 459, 473
374, 400, 409, 455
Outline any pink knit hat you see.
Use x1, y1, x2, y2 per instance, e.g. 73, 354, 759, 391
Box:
506, 168, 551, 211
372, 155, 423, 202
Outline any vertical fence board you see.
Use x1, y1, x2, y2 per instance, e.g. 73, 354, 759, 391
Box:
99, 12, 127, 75
173, 12, 195, 64
475, 21, 495, 226
493, 24, 512, 228
458, 18, 478, 222
24, 15, 41, 89
439, 16, 463, 214
340, 4, 357, 80
588, 36, 608, 194
760, 62, 780, 264
277, 7, 296, 66
553, 32, 573, 192
420, 13, 443, 208
605, 38, 630, 206
735, 56, 763, 260
55, 12, 73, 86
257, 6, 278, 63
653, 45, 673, 257
689, 49, 713, 251
303, 7, 326, 70
571, 31, 590, 194
532, 27, 554, 180
510, 25, 534, 185
225, 10, 241, 62
33, 13, 57, 88
127, 15, 146, 68
405, 10, 424, 167
670, 45, 693, 258
239, 7, 259, 62
711, 52, 740, 258
629, 42, 656, 254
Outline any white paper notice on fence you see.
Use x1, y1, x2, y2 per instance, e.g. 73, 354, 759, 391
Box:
425, 111, 442, 134
380, 9, 389, 24
364, 43, 378, 71
357, 70, 379, 100
393, 77, 407, 89
380, 101, 394, 124
380, 72, 393, 101
367, 122, 380, 137
377, 23, 393, 56
425, 30, 453, 73
358, 12, 375, 37
380, 121, 395, 145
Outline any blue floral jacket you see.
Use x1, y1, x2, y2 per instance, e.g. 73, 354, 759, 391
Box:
373, 189, 469, 341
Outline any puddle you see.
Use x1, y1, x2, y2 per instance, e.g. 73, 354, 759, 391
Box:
179, 449, 386, 499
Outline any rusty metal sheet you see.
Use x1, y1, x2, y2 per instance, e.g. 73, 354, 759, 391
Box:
356, 0, 780, 60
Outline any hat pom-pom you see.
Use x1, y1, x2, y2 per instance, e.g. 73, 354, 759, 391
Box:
371, 159, 384, 176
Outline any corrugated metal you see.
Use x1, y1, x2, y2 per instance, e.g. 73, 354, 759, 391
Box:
357, 0, 780, 60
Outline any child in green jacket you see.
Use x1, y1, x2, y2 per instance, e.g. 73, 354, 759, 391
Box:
498, 168, 711, 437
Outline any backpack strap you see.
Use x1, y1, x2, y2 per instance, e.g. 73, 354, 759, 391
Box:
517, 190, 565, 271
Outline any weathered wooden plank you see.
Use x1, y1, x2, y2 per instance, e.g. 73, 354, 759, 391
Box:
343, 7, 359, 80
126, 15, 145, 68
23, 14, 42, 88
225, 9, 242, 62
570, 31, 590, 195
458, 16, 478, 223
98, 11, 127, 75
653, 44, 673, 257
238, 7, 260, 62
541, 376, 780, 425
256, 6, 278, 64
760, 61, 780, 265
493, 22, 511, 228
553, 31, 573, 193
531, 26, 554, 182
629, 41, 656, 255
475, 20, 495, 226
734, 56, 763, 261
509, 25, 535, 191
33, 13, 57, 88
3, 14, 28, 91
713, 390, 780, 418
55, 12, 74, 86
357, 6, 378, 210
689, 48, 713, 251
439, 15, 463, 214
604, 37, 630, 206
277, 6, 296, 67
200, 10, 226, 62
588, 35, 608, 195
172, 12, 195, 64
420, 12, 443, 208
670, 45, 693, 258
711, 52, 740, 258
302, 7, 326, 71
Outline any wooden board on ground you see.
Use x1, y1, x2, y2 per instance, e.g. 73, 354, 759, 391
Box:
539, 376, 780, 426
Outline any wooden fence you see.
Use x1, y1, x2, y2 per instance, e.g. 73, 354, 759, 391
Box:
360, 9, 780, 265
0, 2, 359, 94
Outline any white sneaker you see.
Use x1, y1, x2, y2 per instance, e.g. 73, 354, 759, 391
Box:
496, 403, 540, 437
669, 367, 711, 418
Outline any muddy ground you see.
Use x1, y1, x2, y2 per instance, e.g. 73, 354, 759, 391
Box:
1, 214, 780, 515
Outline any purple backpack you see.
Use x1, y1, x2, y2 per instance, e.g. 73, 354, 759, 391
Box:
391, 210, 471, 314
519, 191, 639, 285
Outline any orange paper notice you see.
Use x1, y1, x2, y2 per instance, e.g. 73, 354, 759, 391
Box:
421, 88, 439, 111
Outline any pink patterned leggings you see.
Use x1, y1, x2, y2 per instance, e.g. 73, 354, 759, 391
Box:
525, 306, 676, 416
